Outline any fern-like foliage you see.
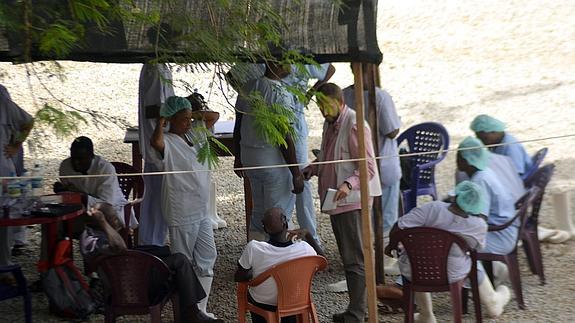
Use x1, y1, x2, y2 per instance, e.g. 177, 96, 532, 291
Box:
34, 103, 88, 138
246, 91, 296, 148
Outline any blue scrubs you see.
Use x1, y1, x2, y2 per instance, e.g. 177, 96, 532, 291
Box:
493, 133, 532, 176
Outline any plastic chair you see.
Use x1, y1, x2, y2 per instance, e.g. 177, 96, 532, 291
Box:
397, 122, 449, 213
0, 265, 32, 323
520, 148, 548, 181
95, 249, 179, 323
521, 164, 555, 285
388, 227, 482, 323
476, 186, 540, 310
111, 162, 145, 247
237, 255, 327, 323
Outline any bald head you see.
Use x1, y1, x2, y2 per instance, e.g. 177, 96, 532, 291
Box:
262, 207, 287, 236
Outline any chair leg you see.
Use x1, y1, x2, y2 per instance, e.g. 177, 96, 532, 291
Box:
104, 308, 115, 323
310, 303, 320, 323
521, 237, 538, 275
449, 283, 463, 323
150, 305, 162, 323
470, 274, 483, 323
525, 232, 546, 285
461, 288, 469, 314
23, 293, 32, 323
505, 254, 526, 310
405, 289, 415, 323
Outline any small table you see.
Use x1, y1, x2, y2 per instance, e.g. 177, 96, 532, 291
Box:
0, 195, 85, 269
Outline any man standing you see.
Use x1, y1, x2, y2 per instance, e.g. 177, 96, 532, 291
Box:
137, 62, 174, 246
304, 83, 381, 322
233, 60, 304, 241
0, 85, 34, 267
235, 207, 321, 323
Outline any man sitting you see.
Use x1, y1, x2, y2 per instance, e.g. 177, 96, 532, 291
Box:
54, 136, 137, 230
387, 181, 510, 322
234, 207, 322, 323
80, 202, 222, 323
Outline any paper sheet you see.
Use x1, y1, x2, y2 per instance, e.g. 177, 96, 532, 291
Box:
322, 188, 338, 211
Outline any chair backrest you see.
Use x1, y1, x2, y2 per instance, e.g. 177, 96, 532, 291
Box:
521, 148, 548, 181
95, 250, 171, 308
391, 227, 471, 287
249, 256, 327, 312
523, 164, 555, 222
111, 162, 144, 200
397, 122, 450, 189
511, 186, 540, 243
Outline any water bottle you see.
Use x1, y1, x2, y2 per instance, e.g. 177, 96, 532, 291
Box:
7, 171, 20, 198
31, 163, 44, 196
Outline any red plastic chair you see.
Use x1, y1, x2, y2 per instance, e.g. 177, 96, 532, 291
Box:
111, 162, 145, 248
397, 122, 450, 213
95, 249, 179, 323
236, 255, 327, 323
475, 186, 540, 310
388, 227, 482, 323
0, 265, 32, 323
521, 164, 555, 285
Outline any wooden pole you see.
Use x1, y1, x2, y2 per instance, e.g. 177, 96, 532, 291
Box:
352, 62, 379, 323
366, 64, 385, 284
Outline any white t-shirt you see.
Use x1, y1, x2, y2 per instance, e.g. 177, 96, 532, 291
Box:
238, 240, 317, 305
0, 85, 33, 177
157, 133, 210, 226
343, 87, 402, 186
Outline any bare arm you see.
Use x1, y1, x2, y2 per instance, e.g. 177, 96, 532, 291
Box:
234, 263, 253, 282
309, 64, 336, 92
150, 117, 167, 156
279, 134, 304, 194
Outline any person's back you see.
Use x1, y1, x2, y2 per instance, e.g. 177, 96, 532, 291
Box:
397, 200, 487, 283
494, 133, 532, 175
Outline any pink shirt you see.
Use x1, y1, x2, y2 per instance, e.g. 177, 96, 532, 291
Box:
315, 107, 377, 215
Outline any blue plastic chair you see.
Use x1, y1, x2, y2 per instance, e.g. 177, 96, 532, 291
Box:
397, 122, 449, 214
0, 265, 32, 323
520, 147, 548, 181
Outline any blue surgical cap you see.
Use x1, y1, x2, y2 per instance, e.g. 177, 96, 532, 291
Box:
470, 114, 506, 133
160, 96, 192, 117
458, 137, 489, 170
455, 180, 486, 215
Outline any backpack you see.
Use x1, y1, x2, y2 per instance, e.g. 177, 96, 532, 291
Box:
42, 239, 96, 319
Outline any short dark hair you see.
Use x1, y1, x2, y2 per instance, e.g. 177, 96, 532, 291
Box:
316, 83, 344, 103
71, 136, 94, 155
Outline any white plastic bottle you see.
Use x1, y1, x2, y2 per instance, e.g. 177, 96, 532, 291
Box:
31, 163, 44, 196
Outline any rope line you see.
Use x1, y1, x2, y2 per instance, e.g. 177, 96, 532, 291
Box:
1, 132, 573, 180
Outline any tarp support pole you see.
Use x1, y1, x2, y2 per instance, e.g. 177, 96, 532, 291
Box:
352, 62, 379, 323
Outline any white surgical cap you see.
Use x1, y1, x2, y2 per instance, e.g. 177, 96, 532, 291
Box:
470, 114, 506, 133
455, 180, 486, 215
160, 96, 192, 117
458, 137, 489, 170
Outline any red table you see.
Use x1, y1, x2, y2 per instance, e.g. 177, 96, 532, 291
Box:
0, 194, 85, 269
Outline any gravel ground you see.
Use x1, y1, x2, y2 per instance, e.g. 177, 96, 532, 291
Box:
1, 0, 575, 322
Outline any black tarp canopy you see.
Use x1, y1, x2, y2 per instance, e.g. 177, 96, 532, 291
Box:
0, 0, 381, 64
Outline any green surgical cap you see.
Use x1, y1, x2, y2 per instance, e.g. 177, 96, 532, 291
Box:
455, 180, 486, 215
470, 114, 506, 133
160, 96, 192, 117
458, 137, 489, 170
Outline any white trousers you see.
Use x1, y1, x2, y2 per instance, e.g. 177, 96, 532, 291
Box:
169, 217, 217, 277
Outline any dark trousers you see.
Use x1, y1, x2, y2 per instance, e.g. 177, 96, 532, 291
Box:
136, 246, 206, 316
330, 210, 366, 322
248, 293, 296, 323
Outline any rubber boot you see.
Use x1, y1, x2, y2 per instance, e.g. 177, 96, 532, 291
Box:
197, 276, 216, 319
492, 261, 509, 287
208, 181, 227, 230
413, 292, 437, 323
551, 191, 575, 240
327, 279, 348, 293
478, 277, 511, 318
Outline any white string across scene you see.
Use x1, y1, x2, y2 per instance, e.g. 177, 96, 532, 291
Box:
1, 132, 573, 181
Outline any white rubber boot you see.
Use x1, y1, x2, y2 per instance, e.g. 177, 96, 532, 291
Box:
208, 181, 227, 230
384, 255, 401, 276
478, 277, 511, 318
492, 261, 509, 287
197, 276, 216, 319
551, 191, 575, 240
413, 292, 437, 323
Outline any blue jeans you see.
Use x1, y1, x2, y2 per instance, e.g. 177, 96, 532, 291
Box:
293, 135, 320, 244
381, 181, 400, 234
246, 167, 295, 233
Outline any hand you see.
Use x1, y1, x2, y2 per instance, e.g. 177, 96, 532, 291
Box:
87, 207, 106, 224
3, 143, 20, 158
302, 166, 314, 180
334, 182, 351, 202
292, 171, 304, 194
287, 228, 309, 241
157, 117, 167, 128
384, 244, 395, 258
233, 158, 244, 178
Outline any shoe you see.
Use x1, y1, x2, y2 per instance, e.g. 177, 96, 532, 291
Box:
327, 279, 348, 293
332, 311, 355, 323
190, 310, 224, 323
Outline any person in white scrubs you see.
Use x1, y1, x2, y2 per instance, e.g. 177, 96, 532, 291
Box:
150, 96, 218, 319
